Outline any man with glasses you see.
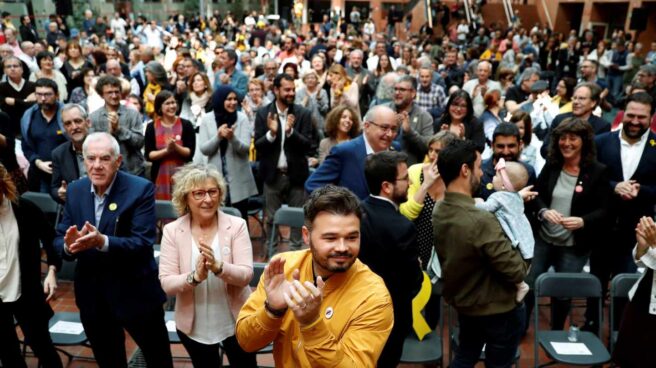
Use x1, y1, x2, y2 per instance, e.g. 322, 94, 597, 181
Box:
0, 56, 36, 135
305, 105, 400, 199
89, 76, 145, 176
258, 58, 279, 101
54, 132, 173, 368
50, 104, 92, 203
386, 75, 434, 165
636, 64, 656, 112
540, 82, 610, 158
20, 78, 66, 193
359, 151, 422, 368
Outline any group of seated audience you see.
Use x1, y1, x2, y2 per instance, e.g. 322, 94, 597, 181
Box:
2, 5, 656, 368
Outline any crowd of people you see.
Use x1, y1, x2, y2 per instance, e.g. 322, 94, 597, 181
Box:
1, 2, 656, 367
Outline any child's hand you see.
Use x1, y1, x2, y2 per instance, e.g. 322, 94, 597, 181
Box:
519, 185, 538, 202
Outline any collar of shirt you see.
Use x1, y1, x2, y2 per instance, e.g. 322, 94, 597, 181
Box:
619, 128, 650, 147
363, 133, 375, 155
369, 195, 399, 211
8, 78, 25, 92
275, 102, 289, 118
90, 173, 119, 200
419, 84, 434, 93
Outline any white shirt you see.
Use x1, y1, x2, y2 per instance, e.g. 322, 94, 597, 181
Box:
188, 234, 234, 344
265, 102, 293, 169
630, 246, 656, 315
619, 129, 650, 181
0, 197, 21, 303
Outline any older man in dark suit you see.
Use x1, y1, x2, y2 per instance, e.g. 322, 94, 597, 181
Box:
305, 105, 400, 199
54, 132, 172, 368
585, 92, 656, 331
359, 151, 423, 368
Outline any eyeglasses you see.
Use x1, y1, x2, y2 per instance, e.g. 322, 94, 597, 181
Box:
394, 87, 413, 93
367, 121, 399, 134
4, 64, 21, 69
36, 92, 55, 98
191, 188, 220, 200
396, 175, 409, 182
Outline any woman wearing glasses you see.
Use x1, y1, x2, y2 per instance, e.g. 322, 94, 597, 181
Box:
437, 90, 485, 152
159, 163, 257, 368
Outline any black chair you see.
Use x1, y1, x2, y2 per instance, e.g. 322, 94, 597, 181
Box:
21, 191, 61, 226
533, 272, 611, 367
47, 312, 92, 365
250, 262, 274, 366
266, 206, 305, 259
609, 273, 642, 354
247, 195, 266, 242
222, 206, 242, 218
399, 275, 443, 366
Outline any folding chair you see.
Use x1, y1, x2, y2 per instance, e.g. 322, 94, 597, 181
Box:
247, 195, 266, 242
447, 304, 521, 367
609, 273, 641, 354
249, 262, 274, 366
266, 207, 305, 259
399, 278, 443, 366
155, 200, 178, 263
534, 272, 610, 367
21, 191, 61, 226
222, 206, 242, 218
47, 312, 92, 365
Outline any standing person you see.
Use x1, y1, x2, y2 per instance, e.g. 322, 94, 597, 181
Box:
359, 151, 423, 368
159, 164, 257, 368
214, 49, 248, 100
254, 73, 314, 250
89, 76, 146, 176
198, 86, 258, 220
586, 92, 656, 331
145, 90, 195, 199
51, 104, 91, 204
438, 91, 486, 152
54, 133, 174, 368
433, 139, 527, 367
0, 111, 27, 193
29, 51, 68, 102
235, 185, 394, 367
61, 41, 93, 96
0, 163, 62, 368
0, 56, 36, 135
462, 61, 502, 118
613, 216, 656, 367
525, 118, 610, 331
607, 40, 630, 101
21, 78, 66, 193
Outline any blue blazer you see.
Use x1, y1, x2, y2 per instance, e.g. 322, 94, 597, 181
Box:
54, 171, 165, 319
596, 130, 656, 246
304, 135, 371, 199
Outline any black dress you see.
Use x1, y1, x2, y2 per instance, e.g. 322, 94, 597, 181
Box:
414, 171, 437, 269
613, 268, 656, 368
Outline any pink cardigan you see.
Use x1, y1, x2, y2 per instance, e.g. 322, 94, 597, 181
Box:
159, 210, 253, 334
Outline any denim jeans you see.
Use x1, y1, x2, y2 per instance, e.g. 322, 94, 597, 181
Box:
452, 304, 525, 368
524, 235, 591, 330
607, 73, 625, 101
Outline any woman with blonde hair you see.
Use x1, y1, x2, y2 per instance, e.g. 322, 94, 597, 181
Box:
327, 63, 360, 116
159, 163, 256, 368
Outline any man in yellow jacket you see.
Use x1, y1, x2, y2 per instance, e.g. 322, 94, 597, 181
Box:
236, 185, 394, 367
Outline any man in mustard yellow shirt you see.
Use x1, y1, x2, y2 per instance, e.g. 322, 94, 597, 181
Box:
236, 185, 394, 367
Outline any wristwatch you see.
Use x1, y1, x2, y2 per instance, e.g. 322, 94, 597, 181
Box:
213, 260, 224, 276
264, 300, 287, 318
186, 270, 201, 286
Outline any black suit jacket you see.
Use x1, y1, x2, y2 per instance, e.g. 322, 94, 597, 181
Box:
50, 141, 81, 204
529, 160, 611, 254
19, 24, 39, 43
6, 198, 62, 313
359, 196, 423, 332
254, 101, 315, 186
596, 131, 656, 247
540, 112, 610, 158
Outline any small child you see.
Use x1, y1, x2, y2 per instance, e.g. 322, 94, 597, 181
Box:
476, 158, 534, 302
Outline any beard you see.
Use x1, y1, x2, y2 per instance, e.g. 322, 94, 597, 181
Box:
623, 123, 648, 140
469, 172, 481, 196
310, 239, 355, 274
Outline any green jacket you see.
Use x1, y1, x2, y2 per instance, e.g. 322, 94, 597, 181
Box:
433, 192, 527, 316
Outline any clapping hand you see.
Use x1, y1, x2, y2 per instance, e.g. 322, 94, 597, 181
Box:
283, 270, 325, 326
285, 114, 295, 135
263, 257, 291, 311
422, 161, 440, 187
637, 216, 656, 248
398, 111, 411, 133
66, 222, 105, 253
267, 112, 279, 137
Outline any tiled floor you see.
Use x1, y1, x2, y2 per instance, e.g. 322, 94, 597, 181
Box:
21, 221, 612, 367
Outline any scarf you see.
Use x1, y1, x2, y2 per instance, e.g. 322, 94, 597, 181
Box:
189, 91, 211, 120
143, 82, 162, 118
212, 85, 239, 157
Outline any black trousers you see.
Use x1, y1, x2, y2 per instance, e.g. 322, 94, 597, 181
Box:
0, 297, 63, 368
177, 330, 257, 368
79, 300, 173, 368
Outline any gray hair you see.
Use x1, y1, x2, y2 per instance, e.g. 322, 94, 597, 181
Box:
83, 132, 121, 160
364, 104, 395, 124
375, 72, 399, 101
397, 74, 417, 90
519, 67, 540, 82
350, 49, 364, 58
62, 103, 88, 119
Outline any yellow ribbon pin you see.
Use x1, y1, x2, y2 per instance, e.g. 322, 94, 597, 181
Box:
411, 272, 432, 341
109, 203, 118, 211
650, 139, 655, 147
486, 182, 494, 190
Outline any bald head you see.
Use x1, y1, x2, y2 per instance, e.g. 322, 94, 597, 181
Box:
105, 59, 122, 77
363, 105, 399, 153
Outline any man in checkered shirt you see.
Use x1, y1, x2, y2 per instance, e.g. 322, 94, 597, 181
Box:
415, 66, 447, 113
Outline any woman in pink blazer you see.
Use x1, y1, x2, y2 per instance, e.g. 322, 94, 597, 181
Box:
159, 164, 257, 367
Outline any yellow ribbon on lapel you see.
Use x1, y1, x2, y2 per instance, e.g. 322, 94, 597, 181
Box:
412, 271, 432, 341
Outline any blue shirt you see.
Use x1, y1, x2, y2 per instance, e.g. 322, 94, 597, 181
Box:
28, 107, 66, 162
214, 69, 248, 101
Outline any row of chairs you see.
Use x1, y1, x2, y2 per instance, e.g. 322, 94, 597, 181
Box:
402, 272, 642, 368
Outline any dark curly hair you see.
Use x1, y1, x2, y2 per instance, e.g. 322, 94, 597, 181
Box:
324, 105, 361, 139
547, 117, 597, 167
